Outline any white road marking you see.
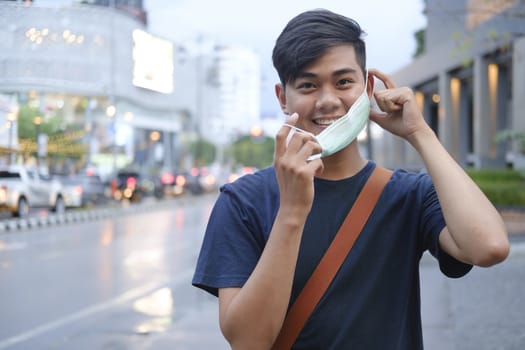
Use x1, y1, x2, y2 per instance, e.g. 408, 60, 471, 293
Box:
0, 269, 194, 349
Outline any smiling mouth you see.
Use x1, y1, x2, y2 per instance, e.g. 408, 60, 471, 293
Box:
314, 118, 339, 126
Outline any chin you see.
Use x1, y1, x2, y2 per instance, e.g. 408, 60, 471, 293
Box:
309, 123, 327, 135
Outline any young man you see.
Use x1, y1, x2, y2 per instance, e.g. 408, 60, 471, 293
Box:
192, 9, 509, 349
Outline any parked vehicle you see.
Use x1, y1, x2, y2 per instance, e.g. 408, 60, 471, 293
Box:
195, 167, 217, 193
109, 170, 145, 202
158, 169, 193, 197
54, 174, 110, 207
0, 165, 66, 217
53, 174, 83, 208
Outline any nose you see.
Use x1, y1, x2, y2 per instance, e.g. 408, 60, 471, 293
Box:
315, 87, 342, 113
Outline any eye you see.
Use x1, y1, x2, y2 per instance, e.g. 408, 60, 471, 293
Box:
337, 79, 354, 88
295, 81, 316, 91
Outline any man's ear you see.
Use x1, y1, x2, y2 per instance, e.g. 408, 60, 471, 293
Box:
366, 73, 375, 98
275, 83, 289, 115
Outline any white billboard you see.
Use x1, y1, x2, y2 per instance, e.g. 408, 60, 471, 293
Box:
132, 29, 174, 94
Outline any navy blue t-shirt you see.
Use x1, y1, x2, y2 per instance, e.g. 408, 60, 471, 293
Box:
192, 161, 472, 349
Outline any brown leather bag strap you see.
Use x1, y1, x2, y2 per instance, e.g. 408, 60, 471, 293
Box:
272, 166, 393, 350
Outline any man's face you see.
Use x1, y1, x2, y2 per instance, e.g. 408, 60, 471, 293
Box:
276, 45, 367, 136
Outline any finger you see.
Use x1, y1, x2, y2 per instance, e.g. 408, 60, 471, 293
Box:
286, 131, 318, 159
374, 91, 403, 112
275, 113, 298, 158
376, 98, 402, 112
296, 139, 322, 161
369, 109, 388, 121
368, 113, 392, 135
284, 112, 298, 127
307, 157, 324, 177
368, 68, 397, 89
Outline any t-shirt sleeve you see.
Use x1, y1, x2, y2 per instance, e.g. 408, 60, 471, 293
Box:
192, 184, 266, 296
419, 174, 473, 278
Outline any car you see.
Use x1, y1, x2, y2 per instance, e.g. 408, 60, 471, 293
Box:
52, 174, 83, 208
179, 167, 217, 195
196, 167, 218, 193
54, 174, 110, 207
158, 170, 187, 197
0, 165, 66, 217
109, 170, 145, 202
157, 168, 213, 197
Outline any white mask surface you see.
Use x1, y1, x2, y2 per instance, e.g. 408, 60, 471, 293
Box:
284, 71, 370, 161
314, 71, 370, 159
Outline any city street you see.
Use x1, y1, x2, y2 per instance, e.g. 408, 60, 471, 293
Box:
2, 1, 525, 349
0, 193, 524, 349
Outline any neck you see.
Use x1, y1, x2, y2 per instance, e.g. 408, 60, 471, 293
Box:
316, 143, 368, 180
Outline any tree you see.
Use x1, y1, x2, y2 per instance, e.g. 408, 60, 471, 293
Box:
413, 28, 426, 58
412, 0, 525, 67
16, 103, 87, 161
495, 129, 525, 155
17, 103, 66, 139
436, 0, 523, 66
230, 134, 274, 169
190, 139, 216, 166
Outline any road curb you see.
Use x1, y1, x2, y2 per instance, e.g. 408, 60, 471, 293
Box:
0, 197, 180, 234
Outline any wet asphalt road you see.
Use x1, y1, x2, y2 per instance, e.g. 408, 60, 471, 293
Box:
0, 193, 524, 349
0, 194, 229, 350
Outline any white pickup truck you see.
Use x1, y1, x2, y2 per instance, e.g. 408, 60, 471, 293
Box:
0, 165, 66, 217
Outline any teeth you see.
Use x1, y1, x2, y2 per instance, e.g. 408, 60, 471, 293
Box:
316, 119, 338, 126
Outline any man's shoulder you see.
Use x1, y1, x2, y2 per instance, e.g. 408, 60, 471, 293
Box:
223, 166, 275, 188
219, 166, 278, 203
388, 166, 433, 187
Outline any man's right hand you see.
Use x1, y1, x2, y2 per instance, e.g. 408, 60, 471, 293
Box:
274, 113, 324, 216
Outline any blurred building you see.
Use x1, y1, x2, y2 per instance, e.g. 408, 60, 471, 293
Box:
384, 0, 525, 170
83, 0, 148, 25
168, 39, 261, 165
0, 0, 262, 176
205, 46, 260, 145
0, 0, 183, 176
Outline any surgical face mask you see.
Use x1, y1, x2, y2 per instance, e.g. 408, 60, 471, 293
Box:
285, 71, 370, 160
314, 71, 370, 159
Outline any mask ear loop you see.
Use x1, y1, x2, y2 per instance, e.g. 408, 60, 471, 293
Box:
283, 124, 322, 161
366, 69, 381, 113
283, 124, 316, 147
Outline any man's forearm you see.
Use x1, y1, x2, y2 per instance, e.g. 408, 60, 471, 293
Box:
408, 127, 509, 266
220, 211, 305, 349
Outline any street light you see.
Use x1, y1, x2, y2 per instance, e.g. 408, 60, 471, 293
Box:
250, 125, 263, 143
33, 116, 42, 168
150, 130, 161, 142
250, 125, 263, 138
106, 104, 117, 172
85, 98, 97, 167
106, 105, 116, 118
6, 112, 16, 165
150, 130, 162, 165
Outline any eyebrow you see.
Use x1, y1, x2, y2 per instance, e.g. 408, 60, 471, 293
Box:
333, 68, 359, 77
296, 67, 359, 80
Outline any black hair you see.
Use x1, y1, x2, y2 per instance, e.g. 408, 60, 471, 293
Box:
272, 9, 366, 86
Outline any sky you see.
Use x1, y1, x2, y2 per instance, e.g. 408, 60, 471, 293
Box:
143, 0, 427, 115
35, 0, 428, 115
